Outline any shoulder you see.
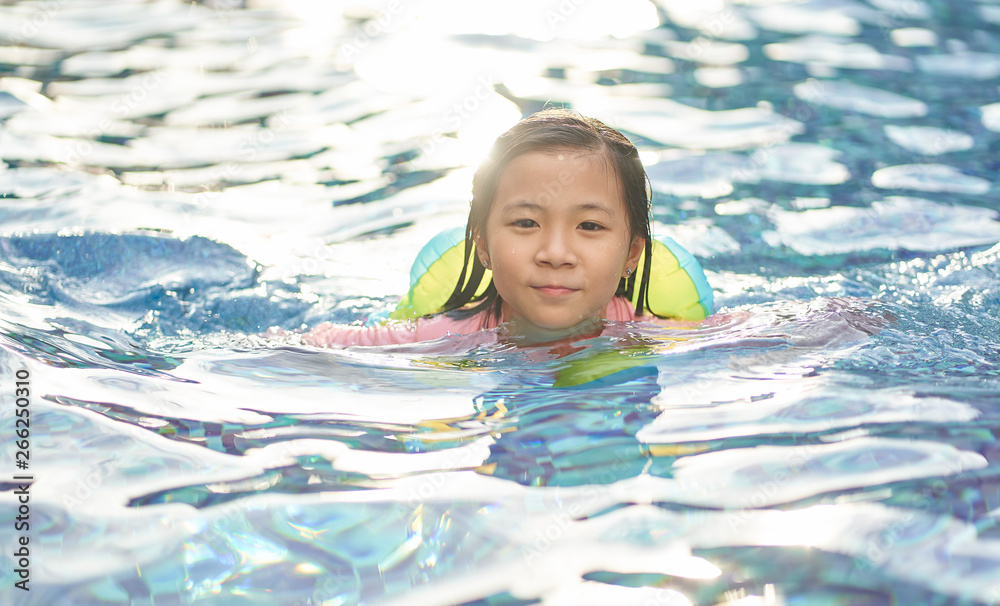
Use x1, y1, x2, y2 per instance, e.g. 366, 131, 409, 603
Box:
414, 309, 497, 340
604, 296, 640, 321
605, 296, 705, 327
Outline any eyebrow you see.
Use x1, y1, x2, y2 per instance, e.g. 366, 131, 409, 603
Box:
501, 200, 616, 216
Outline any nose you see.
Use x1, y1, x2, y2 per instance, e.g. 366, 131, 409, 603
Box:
535, 227, 578, 268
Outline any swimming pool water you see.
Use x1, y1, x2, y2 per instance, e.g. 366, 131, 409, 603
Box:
1, 0, 1000, 604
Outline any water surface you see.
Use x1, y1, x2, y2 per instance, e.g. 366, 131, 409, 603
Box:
1, 0, 1000, 604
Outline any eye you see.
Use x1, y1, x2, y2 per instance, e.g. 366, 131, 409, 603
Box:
511, 219, 538, 228
579, 221, 605, 231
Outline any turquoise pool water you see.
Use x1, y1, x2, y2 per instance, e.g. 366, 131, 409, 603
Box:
1, 0, 1000, 604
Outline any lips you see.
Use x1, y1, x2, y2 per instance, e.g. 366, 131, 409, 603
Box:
533, 285, 578, 296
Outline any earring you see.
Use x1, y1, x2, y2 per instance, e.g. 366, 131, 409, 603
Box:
483, 259, 490, 269
624, 268, 632, 278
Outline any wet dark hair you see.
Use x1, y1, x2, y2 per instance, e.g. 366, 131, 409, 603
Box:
441, 107, 655, 321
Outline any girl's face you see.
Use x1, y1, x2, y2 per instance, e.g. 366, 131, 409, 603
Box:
476, 149, 643, 340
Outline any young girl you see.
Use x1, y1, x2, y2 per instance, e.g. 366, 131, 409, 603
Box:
302, 108, 696, 347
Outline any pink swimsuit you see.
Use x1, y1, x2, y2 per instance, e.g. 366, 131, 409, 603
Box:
303, 296, 645, 347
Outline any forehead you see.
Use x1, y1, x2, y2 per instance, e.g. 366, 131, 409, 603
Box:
495, 149, 623, 203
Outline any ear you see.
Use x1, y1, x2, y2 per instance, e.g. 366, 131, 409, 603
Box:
474, 231, 489, 267
625, 236, 644, 276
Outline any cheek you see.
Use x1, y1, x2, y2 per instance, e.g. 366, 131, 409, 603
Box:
492, 238, 520, 265
493, 253, 516, 280
597, 243, 626, 270
596, 241, 625, 255
487, 240, 511, 274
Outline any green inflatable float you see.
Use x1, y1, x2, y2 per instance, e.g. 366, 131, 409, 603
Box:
388, 227, 714, 388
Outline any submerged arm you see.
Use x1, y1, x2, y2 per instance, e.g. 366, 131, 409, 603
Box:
300, 312, 488, 348
302, 321, 422, 347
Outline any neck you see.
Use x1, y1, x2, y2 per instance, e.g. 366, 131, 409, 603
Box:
498, 308, 605, 346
